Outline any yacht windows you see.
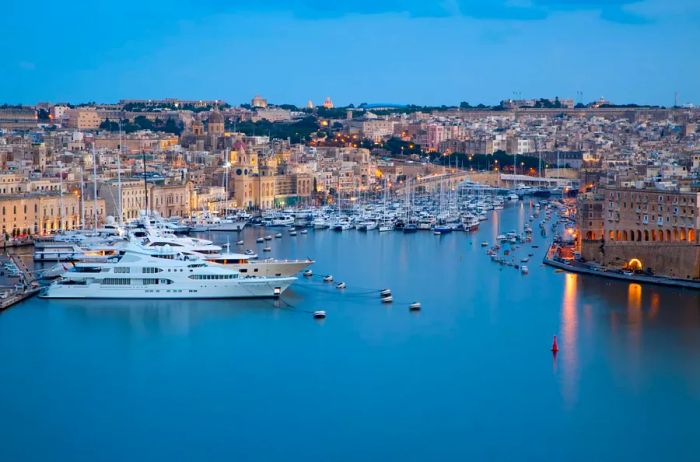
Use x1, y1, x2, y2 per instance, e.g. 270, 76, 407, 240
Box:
73, 266, 102, 273
188, 274, 238, 280
140, 278, 173, 285
114, 267, 131, 274
102, 278, 131, 285
142, 267, 163, 274
187, 263, 206, 268
58, 279, 87, 285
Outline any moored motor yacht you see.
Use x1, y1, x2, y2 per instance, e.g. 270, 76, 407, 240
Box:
40, 243, 295, 299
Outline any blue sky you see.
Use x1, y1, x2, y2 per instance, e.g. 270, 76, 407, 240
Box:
2, 0, 698, 106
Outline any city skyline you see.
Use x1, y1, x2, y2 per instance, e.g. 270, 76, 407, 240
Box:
2, 0, 699, 106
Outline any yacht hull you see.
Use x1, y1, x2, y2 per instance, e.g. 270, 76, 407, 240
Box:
209, 221, 247, 232
40, 277, 296, 299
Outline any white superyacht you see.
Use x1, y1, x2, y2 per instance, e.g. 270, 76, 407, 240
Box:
41, 243, 295, 299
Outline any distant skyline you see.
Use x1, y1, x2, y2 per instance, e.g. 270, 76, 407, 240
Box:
2, 0, 699, 106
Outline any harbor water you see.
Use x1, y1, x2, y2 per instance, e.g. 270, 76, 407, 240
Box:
1, 203, 699, 461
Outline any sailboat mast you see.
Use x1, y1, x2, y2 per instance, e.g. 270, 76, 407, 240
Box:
92, 145, 98, 231
79, 167, 85, 228
142, 151, 149, 216
117, 115, 124, 225
58, 165, 64, 231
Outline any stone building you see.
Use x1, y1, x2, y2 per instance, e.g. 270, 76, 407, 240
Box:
64, 108, 101, 130
0, 107, 37, 130
578, 187, 700, 280
98, 179, 193, 220
98, 179, 148, 222
0, 193, 105, 238
149, 182, 194, 218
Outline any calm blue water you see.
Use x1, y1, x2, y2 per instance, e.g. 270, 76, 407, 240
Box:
1, 203, 699, 461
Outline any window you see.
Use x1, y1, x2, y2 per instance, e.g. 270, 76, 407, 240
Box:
102, 278, 131, 285
142, 267, 162, 273
114, 267, 130, 273
188, 274, 238, 280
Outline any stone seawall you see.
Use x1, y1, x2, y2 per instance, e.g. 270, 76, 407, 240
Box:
581, 239, 700, 280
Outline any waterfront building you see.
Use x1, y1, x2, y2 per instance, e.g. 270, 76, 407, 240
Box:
97, 179, 148, 222
149, 181, 194, 218
98, 179, 194, 221
578, 187, 700, 280
0, 192, 105, 238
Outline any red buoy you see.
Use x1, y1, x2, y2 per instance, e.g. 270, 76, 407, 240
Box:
551, 335, 559, 353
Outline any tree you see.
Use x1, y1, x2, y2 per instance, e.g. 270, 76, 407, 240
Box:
99, 118, 120, 131
134, 115, 153, 131
163, 118, 183, 135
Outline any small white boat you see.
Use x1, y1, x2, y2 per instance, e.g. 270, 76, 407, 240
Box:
380, 289, 392, 297
336, 282, 346, 289
381, 295, 393, 303
256, 237, 264, 243
244, 249, 256, 256
323, 275, 334, 282
289, 231, 297, 236
275, 233, 282, 238
263, 246, 272, 252
313, 310, 327, 319
264, 235, 273, 241
409, 302, 421, 311
236, 240, 244, 246
481, 242, 489, 247
300, 229, 308, 234
521, 265, 529, 274
303, 269, 313, 277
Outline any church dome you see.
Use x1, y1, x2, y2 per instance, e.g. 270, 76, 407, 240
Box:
208, 110, 224, 124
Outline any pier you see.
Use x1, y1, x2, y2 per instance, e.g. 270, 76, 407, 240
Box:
0, 255, 41, 312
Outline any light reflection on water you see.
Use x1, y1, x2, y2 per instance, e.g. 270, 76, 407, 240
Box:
559, 272, 579, 407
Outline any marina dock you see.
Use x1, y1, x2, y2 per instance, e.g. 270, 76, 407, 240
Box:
0, 255, 40, 312
0, 286, 41, 311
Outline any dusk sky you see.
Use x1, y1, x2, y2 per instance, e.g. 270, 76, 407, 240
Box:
2, 0, 699, 106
